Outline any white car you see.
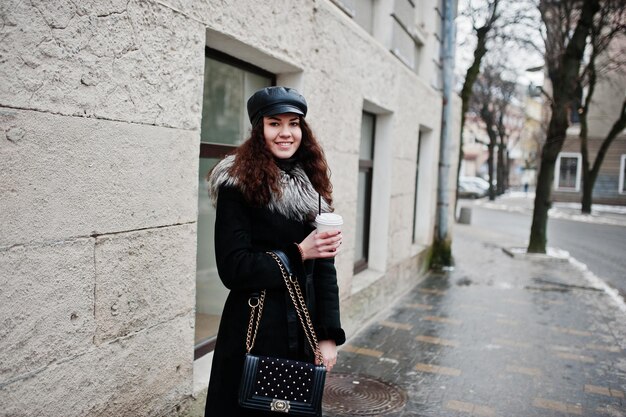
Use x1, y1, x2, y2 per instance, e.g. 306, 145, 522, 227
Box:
458, 177, 489, 199
460, 176, 490, 192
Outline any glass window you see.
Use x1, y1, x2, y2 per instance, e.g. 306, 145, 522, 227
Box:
393, 0, 415, 29
201, 52, 271, 146
195, 49, 273, 358
556, 154, 580, 191
195, 157, 227, 346
355, 112, 375, 274
392, 21, 416, 69
354, 0, 375, 34
412, 131, 422, 243
330, 0, 375, 34
391, 0, 419, 71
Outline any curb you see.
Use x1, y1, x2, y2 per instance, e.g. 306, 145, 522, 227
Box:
502, 246, 570, 262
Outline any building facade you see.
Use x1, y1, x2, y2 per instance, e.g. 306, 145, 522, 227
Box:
552, 68, 626, 205
552, 36, 626, 206
0, 0, 460, 415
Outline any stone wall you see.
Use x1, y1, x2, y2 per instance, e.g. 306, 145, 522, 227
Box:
0, 0, 459, 415
1, 1, 200, 415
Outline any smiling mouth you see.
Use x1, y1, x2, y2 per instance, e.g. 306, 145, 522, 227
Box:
276, 142, 293, 148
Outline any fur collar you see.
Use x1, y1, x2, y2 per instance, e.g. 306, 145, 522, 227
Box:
208, 155, 331, 223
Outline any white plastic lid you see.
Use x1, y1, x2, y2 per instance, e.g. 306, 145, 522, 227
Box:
315, 213, 343, 225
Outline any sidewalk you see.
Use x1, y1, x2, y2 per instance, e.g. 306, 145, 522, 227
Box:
322, 221, 626, 417
470, 192, 626, 227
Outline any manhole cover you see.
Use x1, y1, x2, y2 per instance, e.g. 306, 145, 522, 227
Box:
323, 373, 407, 416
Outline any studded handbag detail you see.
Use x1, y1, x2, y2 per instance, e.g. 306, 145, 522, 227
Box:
238, 251, 326, 416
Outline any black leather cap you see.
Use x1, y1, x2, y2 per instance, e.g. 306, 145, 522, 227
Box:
247, 86, 308, 126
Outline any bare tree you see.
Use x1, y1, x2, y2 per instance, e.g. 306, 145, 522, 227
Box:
457, 0, 502, 205
577, 0, 626, 213
495, 81, 524, 194
470, 64, 520, 199
528, 0, 601, 253
456, 0, 540, 207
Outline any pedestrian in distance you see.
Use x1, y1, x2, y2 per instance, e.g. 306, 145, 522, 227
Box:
204, 86, 346, 417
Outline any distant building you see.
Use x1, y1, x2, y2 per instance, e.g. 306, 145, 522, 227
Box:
461, 112, 490, 178
1, 0, 460, 415
460, 85, 526, 189
510, 91, 544, 188
552, 37, 626, 206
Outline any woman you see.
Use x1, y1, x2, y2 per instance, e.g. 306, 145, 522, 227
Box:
204, 86, 345, 417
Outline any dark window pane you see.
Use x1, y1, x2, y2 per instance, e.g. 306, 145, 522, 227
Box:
559, 156, 578, 189
355, 170, 367, 261
412, 132, 422, 243
355, 111, 375, 272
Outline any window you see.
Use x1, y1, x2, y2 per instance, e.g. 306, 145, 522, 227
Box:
554, 152, 582, 192
354, 0, 375, 33
391, 0, 422, 71
412, 130, 423, 243
331, 0, 375, 34
412, 127, 433, 246
195, 48, 274, 359
570, 85, 583, 124
355, 112, 376, 274
619, 154, 626, 194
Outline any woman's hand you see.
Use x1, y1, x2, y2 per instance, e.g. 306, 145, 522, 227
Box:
298, 230, 342, 260
317, 340, 337, 371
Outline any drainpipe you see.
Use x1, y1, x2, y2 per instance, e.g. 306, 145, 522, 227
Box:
432, 0, 457, 268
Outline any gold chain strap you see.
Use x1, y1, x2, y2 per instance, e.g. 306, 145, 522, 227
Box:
245, 290, 266, 353
245, 252, 323, 365
285, 271, 323, 364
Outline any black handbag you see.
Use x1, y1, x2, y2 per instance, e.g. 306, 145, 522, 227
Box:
238, 251, 326, 416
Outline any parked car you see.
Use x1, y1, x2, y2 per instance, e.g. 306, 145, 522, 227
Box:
458, 177, 488, 199
460, 176, 490, 192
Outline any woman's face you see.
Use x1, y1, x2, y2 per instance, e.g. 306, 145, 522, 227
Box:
263, 113, 302, 159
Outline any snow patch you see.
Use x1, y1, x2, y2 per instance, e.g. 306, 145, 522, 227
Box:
568, 256, 626, 314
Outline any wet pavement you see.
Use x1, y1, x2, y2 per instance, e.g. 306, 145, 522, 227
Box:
323, 222, 626, 417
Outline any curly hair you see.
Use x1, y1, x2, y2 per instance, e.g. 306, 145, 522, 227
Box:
227, 117, 333, 207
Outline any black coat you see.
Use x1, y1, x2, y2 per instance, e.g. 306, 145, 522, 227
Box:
204, 185, 346, 417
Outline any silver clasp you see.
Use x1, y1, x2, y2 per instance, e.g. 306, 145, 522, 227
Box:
270, 399, 290, 413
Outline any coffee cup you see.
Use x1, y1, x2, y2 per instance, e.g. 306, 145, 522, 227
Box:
315, 213, 343, 234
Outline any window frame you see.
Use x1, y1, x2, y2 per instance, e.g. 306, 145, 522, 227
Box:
554, 152, 582, 192
199, 47, 276, 157
195, 49, 275, 359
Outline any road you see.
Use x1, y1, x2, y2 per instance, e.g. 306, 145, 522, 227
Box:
467, 204, 626, 298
